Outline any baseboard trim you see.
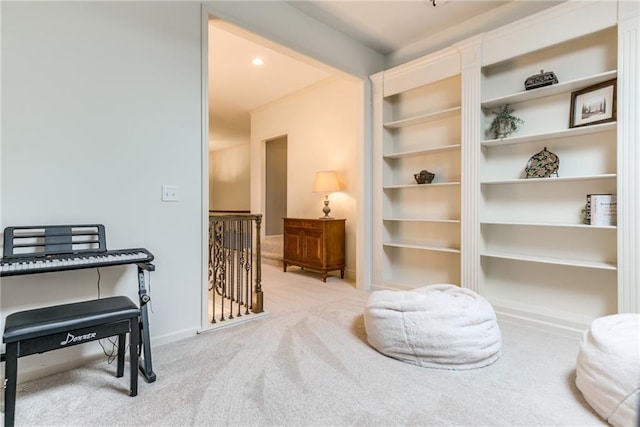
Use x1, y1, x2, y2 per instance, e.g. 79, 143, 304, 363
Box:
198, 312, 270, 334
7, 353, 106, 385
495, 311, 586, 339
152, 327, 200, 347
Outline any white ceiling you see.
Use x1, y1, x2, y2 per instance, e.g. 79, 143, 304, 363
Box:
209, 1, 563, 150
208, 20, 333, 150
288, 0, 505, 54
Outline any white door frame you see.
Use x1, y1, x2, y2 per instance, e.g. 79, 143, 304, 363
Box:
200, 7, 212, 331
199, 3, 374, 330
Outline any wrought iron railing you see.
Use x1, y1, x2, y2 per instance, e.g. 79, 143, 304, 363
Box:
208, 214, 263, 324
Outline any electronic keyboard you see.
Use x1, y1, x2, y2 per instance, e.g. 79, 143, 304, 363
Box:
0, 248, 154, 277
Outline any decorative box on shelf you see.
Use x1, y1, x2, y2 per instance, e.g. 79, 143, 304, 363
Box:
524, 69, 559, 90
587, 194, 617, 226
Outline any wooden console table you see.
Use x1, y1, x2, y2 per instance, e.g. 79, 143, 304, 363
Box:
282, 218, 345, 282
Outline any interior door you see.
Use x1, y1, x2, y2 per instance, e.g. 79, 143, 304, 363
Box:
265, 136, 287, 236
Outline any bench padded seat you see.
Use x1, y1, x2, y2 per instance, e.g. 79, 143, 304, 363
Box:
3, 296, 140, 427
4, 296, 140, 343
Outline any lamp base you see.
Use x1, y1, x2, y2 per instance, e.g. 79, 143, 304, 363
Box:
320, 198, 333, 219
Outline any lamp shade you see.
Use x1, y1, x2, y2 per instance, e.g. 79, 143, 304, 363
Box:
313, 171, 342, 193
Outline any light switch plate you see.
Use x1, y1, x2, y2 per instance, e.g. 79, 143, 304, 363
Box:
162, 185, 179, 202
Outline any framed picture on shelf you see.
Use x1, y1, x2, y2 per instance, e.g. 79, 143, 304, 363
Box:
569, 79, 617, 128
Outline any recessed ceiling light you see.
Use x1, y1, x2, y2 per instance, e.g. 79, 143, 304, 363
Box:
251, 58, 264, 66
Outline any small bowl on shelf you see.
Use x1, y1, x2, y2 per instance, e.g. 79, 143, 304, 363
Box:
414, 170, 435, 184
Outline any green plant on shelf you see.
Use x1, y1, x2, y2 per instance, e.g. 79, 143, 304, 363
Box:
489, 104, 524, 139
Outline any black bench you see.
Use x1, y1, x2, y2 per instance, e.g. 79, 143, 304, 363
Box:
2, 296, 140, 427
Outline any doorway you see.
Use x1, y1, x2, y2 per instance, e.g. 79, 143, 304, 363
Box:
265, 136, 287, 236
203, 13, 367, 332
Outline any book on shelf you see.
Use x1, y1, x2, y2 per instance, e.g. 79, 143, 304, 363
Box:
587, 194, 617, 226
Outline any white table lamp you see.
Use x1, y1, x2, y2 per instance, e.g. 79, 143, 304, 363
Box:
313, 171, 342, 219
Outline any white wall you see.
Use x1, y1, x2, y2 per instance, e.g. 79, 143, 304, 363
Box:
250, 77, 362, 280
1, 1, 379, 382
1, 2, 203, 379
209, 144, 251, 211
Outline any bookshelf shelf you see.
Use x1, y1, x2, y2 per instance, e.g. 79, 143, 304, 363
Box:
480, 251, 616, 270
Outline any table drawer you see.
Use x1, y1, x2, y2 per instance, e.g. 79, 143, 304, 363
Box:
284, 219, 324, 230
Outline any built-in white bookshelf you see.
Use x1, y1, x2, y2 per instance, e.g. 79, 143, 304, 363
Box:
371, 48, 462, 291
371, 0, 640, 330
478, 22, 619, 329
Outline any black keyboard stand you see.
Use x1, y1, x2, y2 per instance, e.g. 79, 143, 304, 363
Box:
137, 262, 156, 382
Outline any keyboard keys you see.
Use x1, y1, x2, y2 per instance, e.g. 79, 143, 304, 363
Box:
0, 249, 153, 276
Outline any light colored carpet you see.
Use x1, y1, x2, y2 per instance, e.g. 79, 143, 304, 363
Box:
5, 264, 605, 426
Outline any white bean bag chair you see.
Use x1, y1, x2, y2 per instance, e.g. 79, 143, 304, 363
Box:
576, 313, 640, 427
364, 284, 501, 369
